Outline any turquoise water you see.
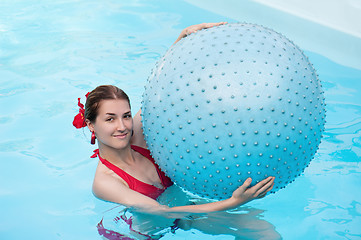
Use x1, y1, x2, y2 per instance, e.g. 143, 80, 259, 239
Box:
0, 0, 360, 239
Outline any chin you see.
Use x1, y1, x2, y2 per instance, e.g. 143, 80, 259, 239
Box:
100, 139, 131, 151
114, 139, 132, 149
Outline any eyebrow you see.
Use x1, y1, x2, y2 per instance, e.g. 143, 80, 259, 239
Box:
105, 111, 131, 116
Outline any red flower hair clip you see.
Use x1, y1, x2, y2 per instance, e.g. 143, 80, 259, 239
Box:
73, 92, 90, 129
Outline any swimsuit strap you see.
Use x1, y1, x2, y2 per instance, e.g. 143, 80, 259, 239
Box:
91, 148, 160, 190
90, 146, 172, 199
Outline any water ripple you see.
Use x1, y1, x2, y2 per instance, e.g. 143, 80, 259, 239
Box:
322, 116, 361, 162
0, 139, 34, 152
0, 116, 13, 124
19, 150, 93, 172
0, 79, 40, 98
305, 199, 361, 230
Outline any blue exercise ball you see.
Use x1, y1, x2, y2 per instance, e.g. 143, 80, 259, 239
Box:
141, 23, 326, 199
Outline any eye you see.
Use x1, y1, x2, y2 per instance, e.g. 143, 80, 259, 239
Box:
124, 114, 132, 119
106, 117, 114, 122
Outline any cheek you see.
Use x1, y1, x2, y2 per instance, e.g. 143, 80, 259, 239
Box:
126, 120, 133, 129
94, 123, 111, 136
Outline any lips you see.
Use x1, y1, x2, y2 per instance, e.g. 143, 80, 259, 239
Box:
113, 132, 128, 139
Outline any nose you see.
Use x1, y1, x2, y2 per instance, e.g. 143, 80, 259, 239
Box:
116, 119, 127, 132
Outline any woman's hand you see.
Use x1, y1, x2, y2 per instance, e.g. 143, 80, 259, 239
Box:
174, 22, 227, 44
230, 177, 275, 206
166, 176, 275, 213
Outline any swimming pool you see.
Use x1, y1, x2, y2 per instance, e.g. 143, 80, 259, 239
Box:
0, 0, 360, 239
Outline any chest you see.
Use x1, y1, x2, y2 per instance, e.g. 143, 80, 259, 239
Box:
103, 154, 163, 189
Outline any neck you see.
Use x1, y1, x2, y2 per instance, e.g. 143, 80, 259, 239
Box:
97, 143, 135, 165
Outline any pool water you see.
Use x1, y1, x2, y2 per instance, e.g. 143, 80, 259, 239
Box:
0, 0, 360, 239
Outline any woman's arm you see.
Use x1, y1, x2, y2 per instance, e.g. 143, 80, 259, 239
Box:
173, 22, 227, 45
164, 177, 274, 213
93, 172, 274, 215
130, 109, 147, 148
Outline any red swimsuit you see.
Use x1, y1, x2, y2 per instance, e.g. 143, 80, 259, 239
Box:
91, 145, 173, 200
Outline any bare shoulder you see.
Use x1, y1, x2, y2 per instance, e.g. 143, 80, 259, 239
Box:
92, 165, 127, 203
92, 164, 160, 208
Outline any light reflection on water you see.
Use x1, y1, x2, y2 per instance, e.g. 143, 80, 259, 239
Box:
0, 0, 360, 239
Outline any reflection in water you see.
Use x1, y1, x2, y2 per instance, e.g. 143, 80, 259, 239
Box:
98, 186, 282, 240
98, 207, 281, 240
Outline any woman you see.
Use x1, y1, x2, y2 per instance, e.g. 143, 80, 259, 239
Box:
73, 22, 275, 215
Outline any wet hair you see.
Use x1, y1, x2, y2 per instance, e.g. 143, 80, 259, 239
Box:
84, 85, 130, 123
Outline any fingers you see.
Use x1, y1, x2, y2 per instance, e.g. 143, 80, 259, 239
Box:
188, 22, 227, 35
239, 177, 252, 192
174, 22, 227, 45
257, 182, 275, 198
254, 177, 275, 197
204, 22, 221, 26
203, 22, 227, 29
231, 177, 252, 198
231, 177, 274, 205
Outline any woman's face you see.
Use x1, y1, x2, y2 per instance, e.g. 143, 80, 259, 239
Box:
89, 99, 133, 150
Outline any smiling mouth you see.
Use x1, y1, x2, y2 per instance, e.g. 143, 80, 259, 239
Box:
113, 133, 128, 139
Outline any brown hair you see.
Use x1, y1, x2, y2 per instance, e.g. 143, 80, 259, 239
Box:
84, 85, 130, 123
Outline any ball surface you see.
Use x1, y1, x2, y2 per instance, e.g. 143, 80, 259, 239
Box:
141, 23, 326, 199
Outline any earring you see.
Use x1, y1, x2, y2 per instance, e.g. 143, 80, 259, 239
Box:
91, 131, 96, 145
